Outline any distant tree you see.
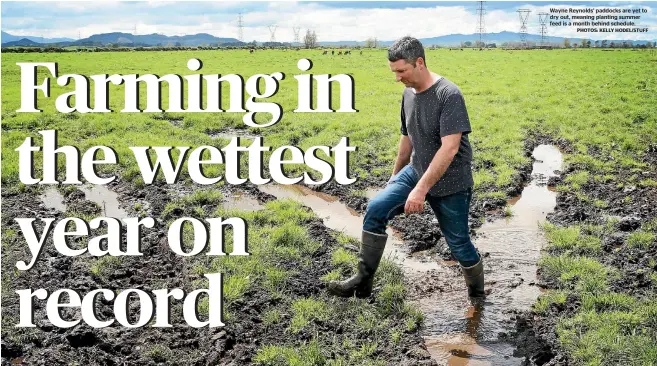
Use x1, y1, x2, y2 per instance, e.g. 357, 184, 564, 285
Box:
175, 42, 182, 47
610, 42, 615, 48
364, 37, 377, 48
602, 40, 608, 48
464, 41, 472, 47
594, 40, 600, 48
304, 29, 317, 48
563, 38, 570, 48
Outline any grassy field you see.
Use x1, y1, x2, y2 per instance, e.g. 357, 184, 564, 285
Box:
2, 48, 657, 364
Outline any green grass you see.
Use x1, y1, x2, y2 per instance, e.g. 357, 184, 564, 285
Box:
89, 256, 123, 279
2, 48, 657, 363
331, 247, 358, 268
255, 339, 325, 366
557, 300, 657, 366
627, 231, 656, 249
8, 48, 653, 192
542, 223, 602, 254
644, 218, 657, 233
534, 290, 569, 314
289, 298, 331, 333
539, 255, 615, 294
564, 171, 590, 190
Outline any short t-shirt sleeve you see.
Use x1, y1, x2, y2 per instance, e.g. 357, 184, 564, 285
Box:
400, 95, 408, 136
439, 92, 471, 137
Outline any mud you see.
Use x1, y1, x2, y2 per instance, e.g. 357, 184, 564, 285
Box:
2, 178, 432, 365
259, 184, 441, 272
206, 128, 260, 141
259, 144, 565, 366
5, 133, 654, 365
511, 141, 657, 365
420, 145, 562, 365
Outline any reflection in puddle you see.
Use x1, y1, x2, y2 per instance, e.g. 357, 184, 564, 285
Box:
40, 188, 66, 212
423, 144, 562, 364
365, 188, 380, 200
79, 185, 128, 218
222, 192, 264, 212
259, 184, 441, 272
259, 145, 562, 365
40, 185, 128, 218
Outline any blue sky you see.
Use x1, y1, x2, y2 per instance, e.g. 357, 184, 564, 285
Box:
2, 1, 655, 41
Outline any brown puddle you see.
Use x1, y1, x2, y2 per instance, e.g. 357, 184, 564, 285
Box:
259, 184, 442, 272
36, 145, 562, 364
258, 146, 562, 365
222, 191, 265, 212
422, 144, 563, 365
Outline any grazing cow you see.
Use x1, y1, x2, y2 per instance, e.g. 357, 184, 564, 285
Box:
338, 51, 342, 55
322, 50, 328, 55
331, 50, 335, 55
360, 50, 363, 55
249, 48, 254, 54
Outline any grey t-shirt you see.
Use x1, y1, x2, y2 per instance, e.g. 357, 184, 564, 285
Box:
400, 76, 474, 197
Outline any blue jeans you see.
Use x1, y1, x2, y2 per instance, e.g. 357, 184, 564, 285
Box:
363, 164, 480, 266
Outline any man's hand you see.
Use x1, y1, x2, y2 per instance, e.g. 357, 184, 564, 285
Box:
404, 186, 427, 214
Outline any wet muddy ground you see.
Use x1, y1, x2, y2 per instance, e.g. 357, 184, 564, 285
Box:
2, 179, 432, 365
4, 134, 655, 365
259, 145, 564, 365
510, 142, 657, 365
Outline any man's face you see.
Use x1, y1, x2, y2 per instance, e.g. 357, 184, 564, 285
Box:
389, 59, 420, 87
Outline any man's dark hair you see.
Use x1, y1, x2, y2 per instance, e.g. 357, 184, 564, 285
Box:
388, 36, 425, 67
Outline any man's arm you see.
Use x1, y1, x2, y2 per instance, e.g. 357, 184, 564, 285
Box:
404, 133, 461, 214
392, 135, 413, 176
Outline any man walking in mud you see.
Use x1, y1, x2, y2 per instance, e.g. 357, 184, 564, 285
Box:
328, 36, 484, 300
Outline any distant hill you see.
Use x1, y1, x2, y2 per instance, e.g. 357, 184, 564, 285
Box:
1, 31, 241, 47
79, 32, 241, 46
320, 31, 654, 47
1, 31, 75, 44
2, 30, 654, 48
417, 31, 654, 46
2, 38, 42, 47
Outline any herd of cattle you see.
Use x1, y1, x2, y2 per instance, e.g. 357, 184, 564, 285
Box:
248, 48, 362, 55
321, 50, 361, 55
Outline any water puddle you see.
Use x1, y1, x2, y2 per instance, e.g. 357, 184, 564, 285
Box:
258, 144, 562, 365
222, 192, 265, 212
259, 184, 441, 272
40, 185, 128, 218
207, 128, 259, 140
79, 185, 128, 218
422, 144, 563, 365
40, 188, 67, 212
